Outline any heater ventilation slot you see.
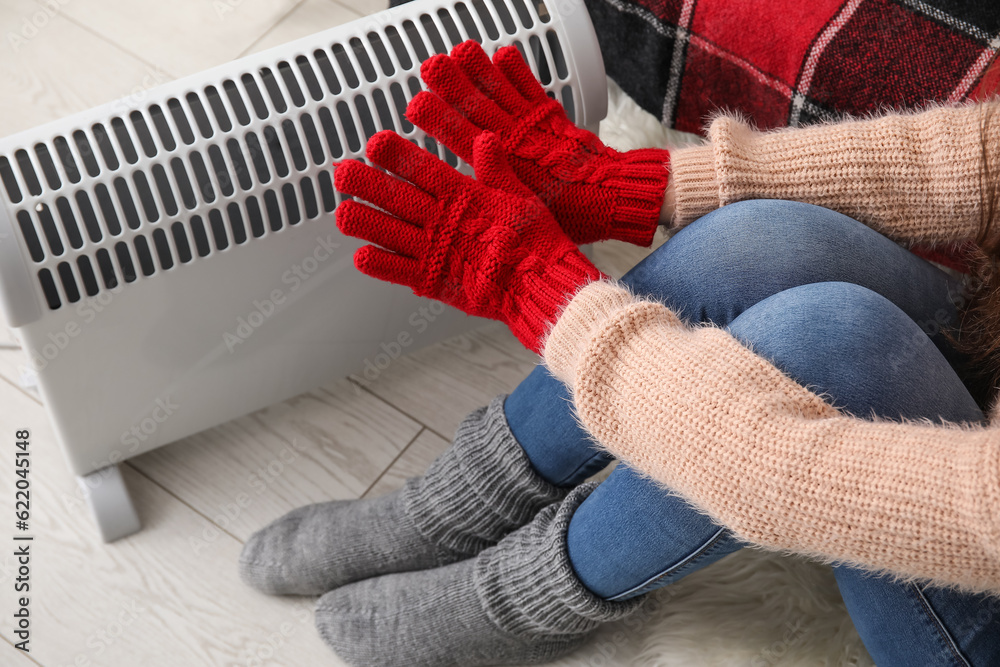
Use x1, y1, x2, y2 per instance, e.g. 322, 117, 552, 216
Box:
56, 197, 83, 249
15, 150, 42, 197
34, 144, 61, 190
224, 81, 252, 126
17, 211, 44, 262
38, 204, 64, 256
134, 235, 155, 276
168, 98, 198, 145
385, 26, 413, 70
153, 228, 173, 270
96, 248, 117, 288
419, 14, 448, 55
74, 131, 101, 177
57, 261, 81, 303
455, 3, 482, 42
228, 202, 247, 244
76, 191, 103, 243
150, 105, 177, 151
438, 9, 463, 47
187, 93, 215, 139
38, 269, 60, 309
115, 241, 138, 283
130, 112, 158, 159
172, 221, 193, 263
112, 118, 140, 165
278, 62, 306, 108
95, 183, 122, 235
1, 156, 23, 204
113, 177, 142, 230
54, 137, 81, 184
78, 255, 99, 296
205, 86, 233, 132
93, 123, 120, 170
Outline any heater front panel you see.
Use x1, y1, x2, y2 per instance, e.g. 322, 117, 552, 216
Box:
0, 0, 607, 477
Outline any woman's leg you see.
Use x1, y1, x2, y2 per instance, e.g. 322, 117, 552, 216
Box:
505, 198, 974, 488
567, 281, 1000, 665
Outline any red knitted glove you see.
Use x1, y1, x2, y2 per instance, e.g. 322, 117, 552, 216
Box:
407, 40, 671, 247
335, 130, 605, 353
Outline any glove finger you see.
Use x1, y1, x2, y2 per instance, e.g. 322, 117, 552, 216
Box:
493, 45, 552, 105
472, 132, 534, 198
407, 92, 477, 164
365, 130, 469, 199
449, 41, 532, 117
334, 159, 436, 225
354, 245, 422, 288
420, 54, 515, 136
336, 200, 425, 257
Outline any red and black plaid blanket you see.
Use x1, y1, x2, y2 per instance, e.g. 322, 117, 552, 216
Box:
586, 0, 1000, 133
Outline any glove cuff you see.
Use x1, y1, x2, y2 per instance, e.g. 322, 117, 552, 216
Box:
505, 249, 606, 354
601, 148, 671, 247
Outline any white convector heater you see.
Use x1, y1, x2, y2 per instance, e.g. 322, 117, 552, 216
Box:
0, 0, 607, 541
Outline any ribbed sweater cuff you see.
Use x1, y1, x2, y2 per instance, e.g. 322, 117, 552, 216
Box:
669, 144, 720, 227
542, 281, 640, 385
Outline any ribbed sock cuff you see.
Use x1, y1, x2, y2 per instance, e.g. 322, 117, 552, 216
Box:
603, 148, 671, 246
406, 396, 568, 557
475, 482, 644, 639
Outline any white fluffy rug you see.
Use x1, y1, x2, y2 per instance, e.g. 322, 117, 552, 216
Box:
539, 81, 876, 667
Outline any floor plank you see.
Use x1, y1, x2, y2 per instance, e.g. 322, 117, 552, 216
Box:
0, 640, 39, 665
0, 377, 345, 666
43, 0, 300, 78
335, 0, 390, 19
363, 428, 448, 498
132, 378, 422, 540
243, 0, 365, 55
353, 325, 537, 438
0, 0, 172, 135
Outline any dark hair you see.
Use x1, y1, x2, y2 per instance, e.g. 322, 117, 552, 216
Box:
949, 59, 1000, 409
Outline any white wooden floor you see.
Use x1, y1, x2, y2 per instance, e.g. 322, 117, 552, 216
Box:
0, 2, 659, 665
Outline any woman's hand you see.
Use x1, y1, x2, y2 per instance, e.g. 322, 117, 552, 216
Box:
334, 130, 605, 353
407, 41, 671, 247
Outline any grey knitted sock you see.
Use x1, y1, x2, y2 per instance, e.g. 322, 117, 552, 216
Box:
315, 483, 643, 667
239, 396, 566, 596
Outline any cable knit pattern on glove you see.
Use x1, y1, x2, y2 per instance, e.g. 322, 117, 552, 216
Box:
670, 102, 1000, 245
408, 40, 670, 246
335, 130, 604, 352
543, 281, 1000, 596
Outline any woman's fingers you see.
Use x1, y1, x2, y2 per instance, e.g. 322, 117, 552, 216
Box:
450, 41, 533, 116
336, 200, 426, 258
493, 45, 551, 105
364, 130, 468, 198
353, 245, 422, 288
406, 92, 478, 163
420, 54, 514, 135
334, 159, 436, 225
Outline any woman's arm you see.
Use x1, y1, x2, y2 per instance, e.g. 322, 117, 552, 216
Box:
543, 280, 1000, 596
663, 102, 999, 245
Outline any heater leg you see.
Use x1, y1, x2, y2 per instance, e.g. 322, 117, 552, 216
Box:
79, 465, 141, 543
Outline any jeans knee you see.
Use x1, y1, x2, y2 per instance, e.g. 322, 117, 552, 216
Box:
620, 200, 877, 308
727, 282, 981, 422
729, 282, 917, 360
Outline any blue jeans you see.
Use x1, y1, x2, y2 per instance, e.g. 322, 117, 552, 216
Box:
503, 200, 1000, 666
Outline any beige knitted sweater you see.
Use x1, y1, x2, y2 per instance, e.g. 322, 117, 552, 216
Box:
542, 102, 1000, 596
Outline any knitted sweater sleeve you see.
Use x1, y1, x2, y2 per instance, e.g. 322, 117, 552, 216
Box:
670, 102, 998, 244
542, 280, 1000, 596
